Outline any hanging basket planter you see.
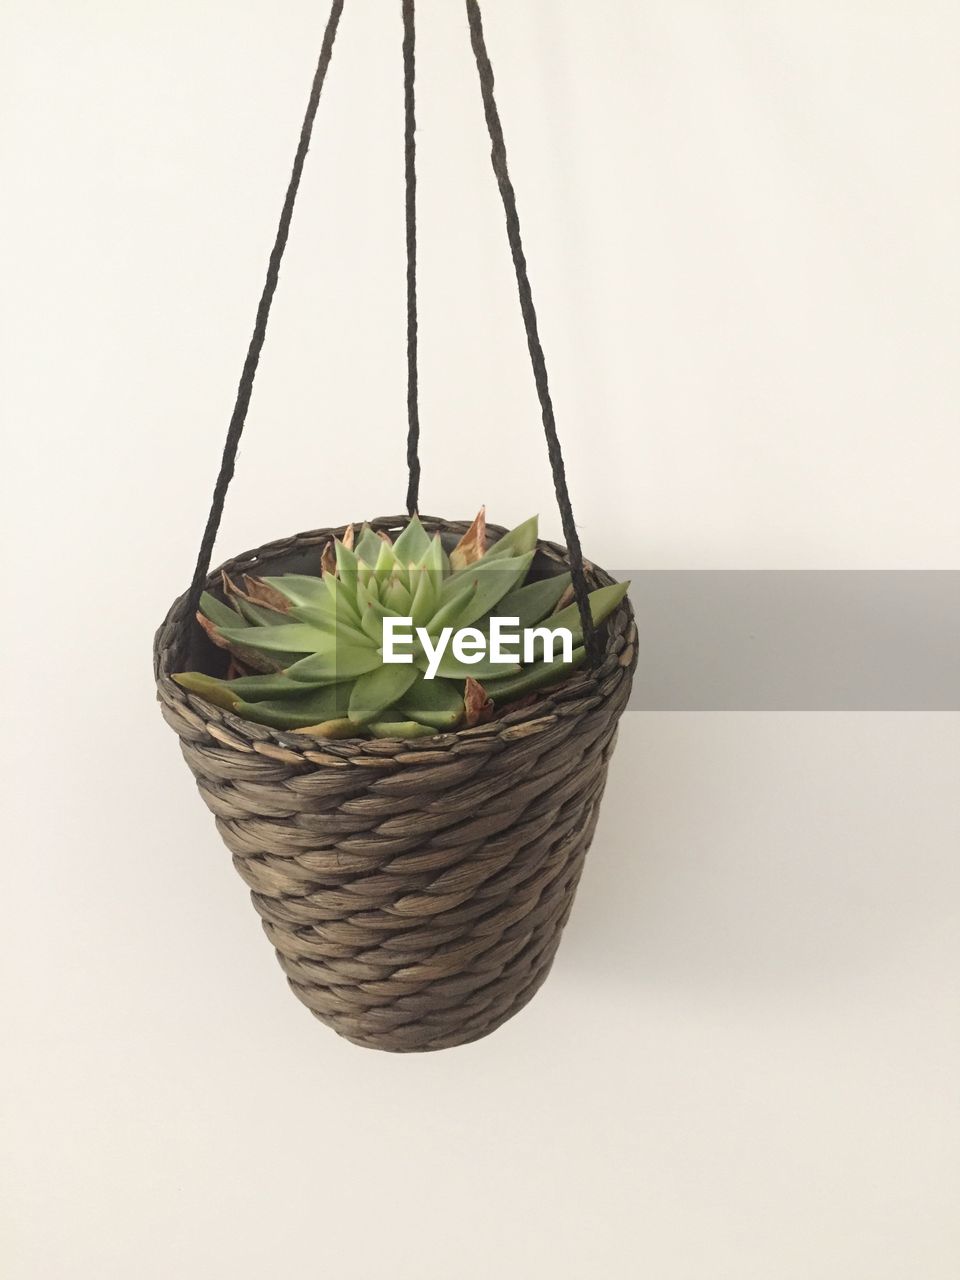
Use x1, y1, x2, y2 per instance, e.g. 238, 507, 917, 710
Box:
154, 2, 636, 1049
155, 516, 635, 1051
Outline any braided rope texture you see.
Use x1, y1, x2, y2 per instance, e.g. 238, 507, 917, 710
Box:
154, 517, 637, 1052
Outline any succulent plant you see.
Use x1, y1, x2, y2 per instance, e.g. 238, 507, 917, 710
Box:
174, 511, 629, 738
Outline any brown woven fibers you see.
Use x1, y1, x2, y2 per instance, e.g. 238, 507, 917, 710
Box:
154, 516, 636, 1051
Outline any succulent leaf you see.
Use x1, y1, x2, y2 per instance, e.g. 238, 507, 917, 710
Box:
354, 523, 386, 565
334, 539, 361, 586
382, 575, 412, 614
391, 513, 431, 565
367, 718, 438, 740
173, 670, 243, 711
231, 596, 291, 628
232, 683, 354, 729
175, 670, 326, 705
217, 622, 333, 655
545, 580, 630, 648
285, 644, 383, 684
323, 573, 363, 626
414, 647, 520, 681
452, 552, 535, 627
496, 572, 571, 629
290, 718, 358, 739
397, 674, 464, 729
372, 539, 399, 586
196, 608, 292, 673
261, 575, 329, 610
417, 532, 446, 584
436, 534, 451, 574
482, 648, 587, 703
408, 567, 439, 627
483, 514, 538, 560
429, 580, 478, 633
289, 607, 375, 651
348, 663, 419, 725
355, 583, 401, 647
200, 591, 244, 626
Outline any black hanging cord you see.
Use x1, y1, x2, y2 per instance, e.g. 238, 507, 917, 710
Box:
402, 0, 421, 514
465, 0, 600, 665
185, 0, 601, 665
186, 0, 345, 620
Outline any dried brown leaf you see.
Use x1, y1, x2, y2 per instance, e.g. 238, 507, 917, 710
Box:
463, 677, 495, 728
242, 575, 291, 613
450, 507, 486, 570
221, 570, 290, 615
321, 539, 337, 578
195, 610, 280, 674
220, 570, 244, 603
552, 584, 575, 614
196, 611, 229, 651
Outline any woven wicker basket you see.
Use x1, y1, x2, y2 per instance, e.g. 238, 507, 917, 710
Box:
154, 515, 636, 1051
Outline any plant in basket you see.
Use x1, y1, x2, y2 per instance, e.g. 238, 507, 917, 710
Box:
154, 0, 638, 1050
174, 509, 629, 739
156, 512, 635, 1052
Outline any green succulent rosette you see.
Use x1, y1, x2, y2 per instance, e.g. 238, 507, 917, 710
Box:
175, 511, 629, 738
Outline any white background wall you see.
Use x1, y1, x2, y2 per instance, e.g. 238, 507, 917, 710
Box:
2, 2, 958, 1277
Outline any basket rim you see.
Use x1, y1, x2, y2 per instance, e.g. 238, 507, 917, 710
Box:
154, 513, 636, 759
